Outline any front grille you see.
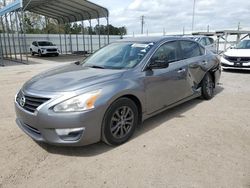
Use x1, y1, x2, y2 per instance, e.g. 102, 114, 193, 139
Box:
225, 56, 250, 62
16, 92, 50, 113
47, 49, 57, 52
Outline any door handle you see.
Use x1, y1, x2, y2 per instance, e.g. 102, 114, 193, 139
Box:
177, 68, 186, 73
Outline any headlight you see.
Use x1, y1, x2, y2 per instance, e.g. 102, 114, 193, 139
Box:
222, 54, 227, 59
53, 90, 101, 112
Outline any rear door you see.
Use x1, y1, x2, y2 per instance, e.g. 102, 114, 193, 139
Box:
180, 40, 207, 89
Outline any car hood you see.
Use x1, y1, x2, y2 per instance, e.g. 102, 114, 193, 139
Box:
23, 64, 126, 92
224, 49, 250, 57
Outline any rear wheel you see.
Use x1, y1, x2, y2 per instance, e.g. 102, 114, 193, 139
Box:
201, 73, 214, 100
102, 98, 138, 146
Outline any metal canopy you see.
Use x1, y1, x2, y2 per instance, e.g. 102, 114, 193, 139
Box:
0, 0, 110, 66
23, 0, 109, 23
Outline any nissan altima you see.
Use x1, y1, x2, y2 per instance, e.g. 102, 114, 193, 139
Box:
15, 37, 221, 146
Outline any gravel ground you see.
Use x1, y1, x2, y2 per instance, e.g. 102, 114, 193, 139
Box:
0, 57, 250, 188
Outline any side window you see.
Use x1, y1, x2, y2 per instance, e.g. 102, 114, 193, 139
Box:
180, 40, 202, 59
200, 38, 207, 46
205, 38, 211, 45
152, 41, 181, 63
208, 38, 214, 44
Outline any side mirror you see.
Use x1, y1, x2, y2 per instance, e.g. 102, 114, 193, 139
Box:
148, 59, 169, 69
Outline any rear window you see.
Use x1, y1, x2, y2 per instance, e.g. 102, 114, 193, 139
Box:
180, 41, 202, 59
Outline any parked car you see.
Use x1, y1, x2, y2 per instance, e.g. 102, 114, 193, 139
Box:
30, 41, 59, 57
185, 36, 217, 53
221, 39, 250, 70
15, 37, 221, 146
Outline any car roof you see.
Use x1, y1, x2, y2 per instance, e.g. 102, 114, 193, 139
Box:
116, 36, 192, 44
33, 40, 52, 42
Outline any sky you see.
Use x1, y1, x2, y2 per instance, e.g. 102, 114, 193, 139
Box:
92, 0, 250, 35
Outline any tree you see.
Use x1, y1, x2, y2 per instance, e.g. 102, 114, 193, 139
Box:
21, 13, 127, 35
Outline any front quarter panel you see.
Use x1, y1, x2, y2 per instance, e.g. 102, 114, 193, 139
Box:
96, 71, 146, 114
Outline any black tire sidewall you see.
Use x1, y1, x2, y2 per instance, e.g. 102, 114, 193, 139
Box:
102, 98, 138, 146
202, 73, 214, 100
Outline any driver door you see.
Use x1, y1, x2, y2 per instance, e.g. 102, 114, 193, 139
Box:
145, 41, 193, 114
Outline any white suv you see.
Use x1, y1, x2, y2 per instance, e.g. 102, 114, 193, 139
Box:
30, 41, 59, 57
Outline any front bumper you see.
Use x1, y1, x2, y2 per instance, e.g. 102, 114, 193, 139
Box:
15, 98, 104, 146
221, 57, 250, 70
41, 49, 59, 55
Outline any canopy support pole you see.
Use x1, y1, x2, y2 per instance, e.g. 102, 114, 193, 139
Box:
0, 16, 8, 59
81, 21, 86, 54
15, 11, 23, 63
5, 13, 12, 59
10, 12, 17, 60
97, 18, 101, 48
107, 17, 110, 44
89, 19, 93, 53
21, 10, 28, 63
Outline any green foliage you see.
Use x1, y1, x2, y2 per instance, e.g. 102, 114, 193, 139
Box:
23, 12, 127, 35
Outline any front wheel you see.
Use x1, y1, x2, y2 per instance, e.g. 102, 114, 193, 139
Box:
201, 73, 214, 100
38, 50, 42, 57
102, 98, 138, 146
30, 49, 34, 56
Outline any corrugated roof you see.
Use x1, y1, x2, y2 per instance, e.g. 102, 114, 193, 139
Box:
0, 0, 109, 23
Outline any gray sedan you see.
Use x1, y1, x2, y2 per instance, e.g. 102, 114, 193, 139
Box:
15, 37, 221, 146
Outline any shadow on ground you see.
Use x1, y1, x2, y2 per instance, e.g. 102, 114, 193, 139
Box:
0, 54, 86, 67
38, 85, 224, 157
29, 54, 85, 63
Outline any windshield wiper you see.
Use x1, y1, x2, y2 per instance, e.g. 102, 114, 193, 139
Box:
86, 65, 105, 69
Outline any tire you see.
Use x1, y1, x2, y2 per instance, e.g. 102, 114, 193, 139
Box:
55, 53, 59, 57
30, 49, 34, 56
201, 73, 214, 100
102, 98, 138, 146
38, 50, 42, 57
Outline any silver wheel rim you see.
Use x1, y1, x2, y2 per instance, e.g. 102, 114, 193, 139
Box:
110, 106, 134, 139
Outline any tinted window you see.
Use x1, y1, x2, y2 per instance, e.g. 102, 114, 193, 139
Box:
180, 41, 201, 59
200, 38, 207, 46
235, 40, 250, 49
38, 41, 54, 46
205, 38, 211, 45
152, 41, 181, 63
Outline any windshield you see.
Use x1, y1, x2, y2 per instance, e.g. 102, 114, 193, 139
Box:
38, 41, 54, 46
82, 42, 154, 69
236, 40, 250, 49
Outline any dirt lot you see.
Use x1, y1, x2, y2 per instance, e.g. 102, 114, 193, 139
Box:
0, 57, 250, 188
